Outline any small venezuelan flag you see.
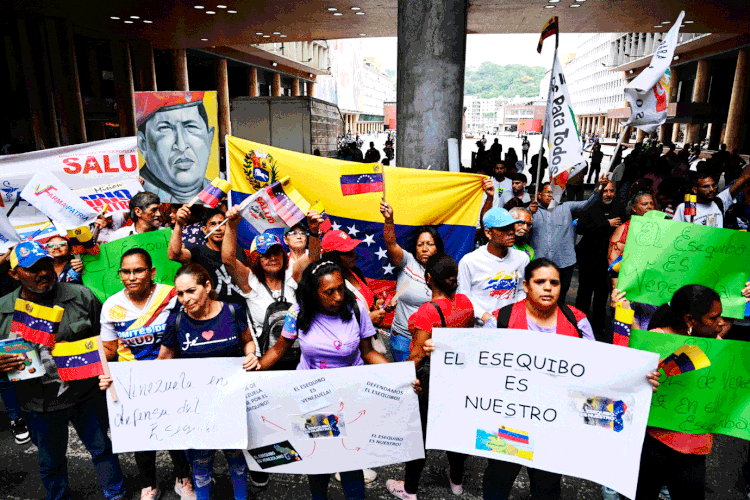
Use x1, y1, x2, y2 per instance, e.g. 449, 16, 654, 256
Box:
498, 425, 530, 444
537, 16, 559, 53
340, 163, 384, 196
659, 344, 710, 377
612, 306, 634, 347
198, 178, 231, 208
311, 201, 332, 233
265, 180, 309, 227
52, 336, 104, 381
684, 194, 697, 216
11, 299, 64, 348
67, 225, 100, 255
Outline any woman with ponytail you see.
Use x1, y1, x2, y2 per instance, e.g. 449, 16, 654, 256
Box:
634, 285, 726, 500
385, 253, 473, 500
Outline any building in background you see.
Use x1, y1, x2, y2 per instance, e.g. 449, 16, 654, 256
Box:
384, 101, 397, 130
502, 100, 546, 133
464, 96, 500, 132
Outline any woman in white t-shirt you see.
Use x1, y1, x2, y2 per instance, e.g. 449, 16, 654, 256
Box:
380, 199, 445, 362
98, 248, 194, 500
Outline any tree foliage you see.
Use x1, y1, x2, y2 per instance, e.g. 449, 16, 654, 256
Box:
464, 62, 546, 99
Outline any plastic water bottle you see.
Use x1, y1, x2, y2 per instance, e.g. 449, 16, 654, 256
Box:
601, 485, 620, 500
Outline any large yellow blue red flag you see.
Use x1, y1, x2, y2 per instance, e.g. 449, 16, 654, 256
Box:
226, 137, 484, 298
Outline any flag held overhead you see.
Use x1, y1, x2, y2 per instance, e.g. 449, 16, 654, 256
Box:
537, 16, 559, 53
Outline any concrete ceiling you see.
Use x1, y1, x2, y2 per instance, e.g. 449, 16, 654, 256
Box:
6, 0, 749, 48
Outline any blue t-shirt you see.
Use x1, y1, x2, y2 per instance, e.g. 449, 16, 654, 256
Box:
163, 302, 248, 358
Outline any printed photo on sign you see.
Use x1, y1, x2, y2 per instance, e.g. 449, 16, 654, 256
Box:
476, 425, 535, 461
248, 441, 303, 470
568, 391, 633, 433
135, 91, 220, 203
290, 413, 347, 439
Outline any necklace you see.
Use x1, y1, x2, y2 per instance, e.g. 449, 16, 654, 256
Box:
127, 283, 155, 307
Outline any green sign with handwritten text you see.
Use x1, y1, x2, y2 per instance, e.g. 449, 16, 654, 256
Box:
630, 329, 750, 440
618, 215, 750, 319
81, 228, 181, 303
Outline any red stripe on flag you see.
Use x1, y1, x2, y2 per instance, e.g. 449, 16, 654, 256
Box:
341, 182, 384, 196
12, 321, 56, 348
57, 362, 104, 381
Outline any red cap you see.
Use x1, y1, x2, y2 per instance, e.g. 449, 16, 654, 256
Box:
321, 230, 361, 253
135, 91, 206, 127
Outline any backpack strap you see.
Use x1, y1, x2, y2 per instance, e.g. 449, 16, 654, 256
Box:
429, 301, 447, 328
352, 302, 361, 327
262, 282, 284, 303
714, 194, 724, 216
558, 304, 583, 339
494, 303, 515, 328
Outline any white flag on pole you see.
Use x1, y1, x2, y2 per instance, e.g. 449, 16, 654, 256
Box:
546, 52, 587, 202
20, 172, 99, 231
0, 211, 22, 253
622, 11, 685, 133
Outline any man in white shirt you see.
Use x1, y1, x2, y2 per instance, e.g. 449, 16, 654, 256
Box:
103, 192, 161, 242
478, 161, 513, 228
672, 165, 750, 227
459, 207, 530, 322
499, 173, 531, 209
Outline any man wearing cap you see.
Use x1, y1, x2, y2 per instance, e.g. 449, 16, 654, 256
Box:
531, 174, 609, 304
458, 207, 530, 324
136, 92, 215, 203
0, 242, 126, 500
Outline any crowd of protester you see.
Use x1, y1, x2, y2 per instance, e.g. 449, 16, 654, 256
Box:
1, 135, 749, 500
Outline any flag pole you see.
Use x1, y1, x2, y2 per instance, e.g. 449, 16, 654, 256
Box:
535, 42, 558, 199
96, 336, 118, 402
606, 126, 628, 175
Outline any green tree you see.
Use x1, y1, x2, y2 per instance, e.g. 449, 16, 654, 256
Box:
464, 62, 546, 99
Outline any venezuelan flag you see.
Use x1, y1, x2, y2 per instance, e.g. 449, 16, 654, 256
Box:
537, 16, 559, 53
67, 225, 100, 256
198, 178, 231, 208
608, 254, 623, 278
52, 336, 104, 381
266, 178, 309, 226
612, 306, 634, 347
12, 299, 64, 348
227, 137, 484, 304
659, 344, 710, 377
498, 425, 530, 444
340, 164, 384, 196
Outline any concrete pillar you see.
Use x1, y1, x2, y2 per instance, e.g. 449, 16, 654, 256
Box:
396, 0, 467, 170
45, 18, 86, 145
672, 123, 681, 144
622, 126, 633, 143
685, 59, 711, 145
110, 40, 136, 137
248, 66, 258, 96
658, 124, 668, 143
291, 78, 300, 96
271, 73, 281, 97
172, 48, 189, 91
215, 58, 230, 140
17, 18, 59, 149
308, 81, 315, 97
132, 41, 157, 91
636, 128, 646, 142
724, 49, 748, 153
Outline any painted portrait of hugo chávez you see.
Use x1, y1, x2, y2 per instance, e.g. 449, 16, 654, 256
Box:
135, 91, 219, 203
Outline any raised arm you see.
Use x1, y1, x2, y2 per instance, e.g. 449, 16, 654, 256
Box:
292, 210, 323, 282
380, 198, 404, 266
728, 163, 750, 198
221, 206, 251, 294
478, 177, 495, 233
167, 205, 193, 265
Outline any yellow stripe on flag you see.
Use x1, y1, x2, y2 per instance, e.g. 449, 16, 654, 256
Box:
52, 336, 99, 357
340, 163, 382, 176
674, 344, 711, 371
614, 306, 635, 324
14, 299, 64, 323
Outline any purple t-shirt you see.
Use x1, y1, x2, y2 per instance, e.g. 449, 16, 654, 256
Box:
526, 314, 596, 341
281, 301, 376, 370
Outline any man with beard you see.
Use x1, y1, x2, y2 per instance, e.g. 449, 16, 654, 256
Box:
672, 165, 750, 227
531, 175, 609, 304
477, 161, 513, 232
136, 93, 214, 203
501, 174, 531, 209
509, 207, 534, 260
0, 242, 126, 500
574, 180, 624, 338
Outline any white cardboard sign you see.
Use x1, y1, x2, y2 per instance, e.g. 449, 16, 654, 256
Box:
426, 328, 659, 499
106, 358, 249, 453
243, 363, 424, 473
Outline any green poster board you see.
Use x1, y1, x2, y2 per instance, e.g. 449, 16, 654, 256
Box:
618, 215, 750, 319
630, 329, 750, 441
81, 228, 181, 304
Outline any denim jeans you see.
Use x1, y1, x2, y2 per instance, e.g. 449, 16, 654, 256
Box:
390, 332, 411, 362
190, 449, 247, 500
308, 470, 364, 500
24, 394, 125, 500
0, 374, 22, 420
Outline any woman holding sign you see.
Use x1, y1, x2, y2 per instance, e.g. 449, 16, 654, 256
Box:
97, 248, 194, 500
633, 285, 725, 500
163, 263, 259, 500
258, 260, 397, 500
385, 252, 473, 500
380, 198, 446, 362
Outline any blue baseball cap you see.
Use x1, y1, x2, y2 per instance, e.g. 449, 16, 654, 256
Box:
251, 232, 283, 255
9, 241, 52, 269
483, 208, 524, 230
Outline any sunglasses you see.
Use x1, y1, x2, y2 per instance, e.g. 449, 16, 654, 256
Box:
286, 231, 306, 237
46, 242, 68, 249
118, 268, 150, 277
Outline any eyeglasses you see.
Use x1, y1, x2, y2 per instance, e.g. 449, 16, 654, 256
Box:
286, 231, 306, 237
46, 242, 68, 249
118, 268, 150, 277
517, 222, 533, 228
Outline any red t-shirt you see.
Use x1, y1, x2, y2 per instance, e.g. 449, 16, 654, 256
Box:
408, 294, 475, 335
